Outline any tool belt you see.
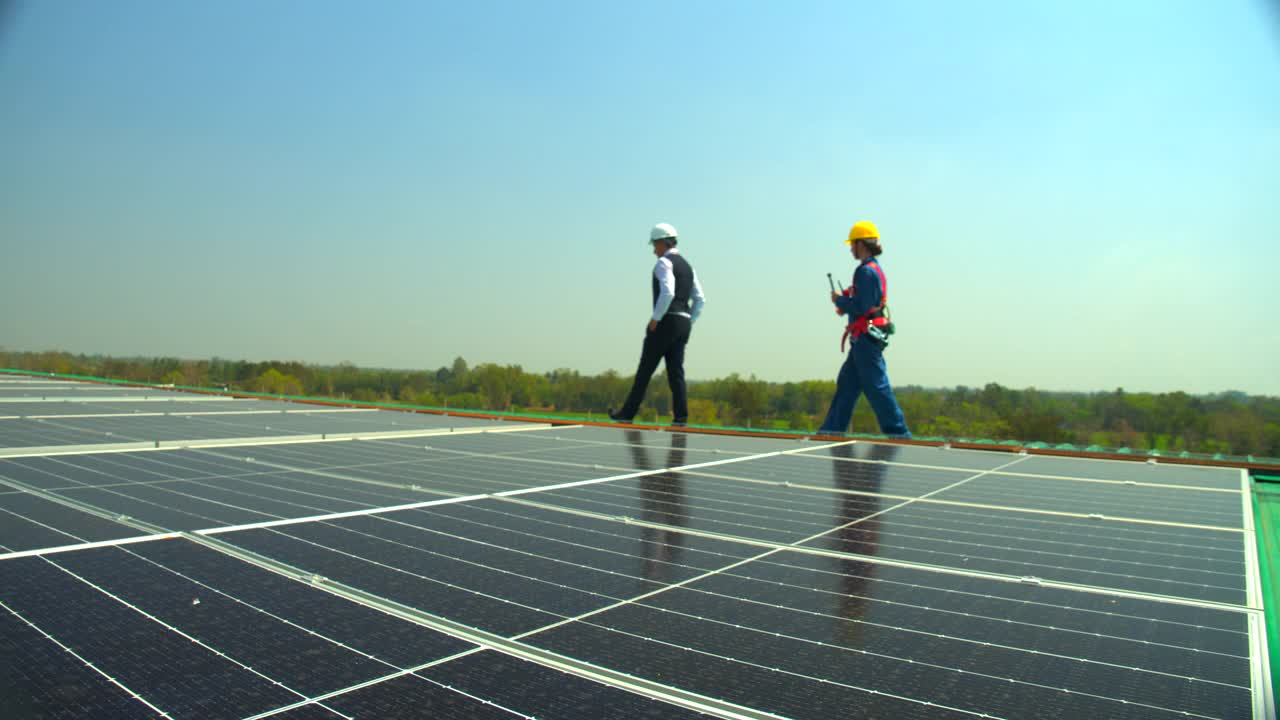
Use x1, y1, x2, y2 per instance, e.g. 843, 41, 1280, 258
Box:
843, 311, 892, 351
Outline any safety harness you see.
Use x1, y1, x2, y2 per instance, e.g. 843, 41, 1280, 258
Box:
841, 259, 890, 352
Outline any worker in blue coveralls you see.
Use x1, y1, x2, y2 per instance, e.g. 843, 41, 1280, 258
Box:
818, 221, 911, 438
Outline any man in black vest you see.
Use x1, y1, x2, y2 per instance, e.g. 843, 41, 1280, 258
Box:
610, 223, 706, 427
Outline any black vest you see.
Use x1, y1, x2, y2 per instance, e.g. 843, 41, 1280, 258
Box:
653, 252, 694, 315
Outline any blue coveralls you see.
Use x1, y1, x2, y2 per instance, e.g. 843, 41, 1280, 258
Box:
818, 258, 911, 437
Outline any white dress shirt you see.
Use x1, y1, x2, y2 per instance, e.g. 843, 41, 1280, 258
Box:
651, 248, 706, 322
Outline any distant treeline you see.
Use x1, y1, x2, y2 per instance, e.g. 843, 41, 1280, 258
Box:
4, 350, 1278, 458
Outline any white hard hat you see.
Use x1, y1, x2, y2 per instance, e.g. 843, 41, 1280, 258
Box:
649, 223, 678, 243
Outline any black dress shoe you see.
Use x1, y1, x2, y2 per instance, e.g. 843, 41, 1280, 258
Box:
607, 409, 633, 423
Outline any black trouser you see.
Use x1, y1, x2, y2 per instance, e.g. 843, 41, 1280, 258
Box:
618, 315, 691, 422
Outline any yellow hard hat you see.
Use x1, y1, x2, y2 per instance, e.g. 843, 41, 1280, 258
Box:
845, 220, 880, 245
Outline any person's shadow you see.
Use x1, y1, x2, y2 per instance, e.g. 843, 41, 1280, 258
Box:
829, 442, 898, 648
626, 430, 689, 583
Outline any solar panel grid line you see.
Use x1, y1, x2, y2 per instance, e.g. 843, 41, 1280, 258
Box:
1, 421, 518, 458
378, 430, 754, 467
703, 556, 1250, 655
513, 488, 826, 544
29, 449, 429, 507
18, 413, 209, 443
668, 568, 1251, 682
729, 540, 1243, 619
0, 532, 179, 560
410, 501, 752, 579
186, 449, 459, 496
505, 490, 790, 555
888, 495, 1245, 532
114, 543, 404, 672
372, 510, 704, 589
675, 465, 1025, 523
178, 466, 426, 510
333, 451, 641, 493
384, 673, 539, 720
493, 440, 859, 500
244, 524, 587, 620
273, 514, 656, 612
34, 452, 389, 517
16, 411, 172, 420
23, 454, 307, 527
375, 441, 674, 471
243, 647, 769, 720
12, 543, 424, 715
784, 449, 1043, 477
133, 460, 432, 518
0, 597, 175, 719
930, 476, 1246, 521
501, 460, 1034, 643
218, 434, 604, 467
0, 502, 87, 551
504, 481, 1254, 609
503, 429, 795, 457
0, 396, 239, 403
548, 474, 874, 532
875, 498, 1245, 551
702, 453, 1246, 526
238, 435, 622, 479
186, 532, 784, 720
415, 499, 1244, 639
0, 440, 159, 458
197, 481, 1070, 717
196, 493, 488, 536
804, 541, 1259, 613
8, 408, 378, 421
547, 618, 999, 720
615, 591, 1252, 709
387, 433, 844, 470
32, 554, 348, 716
0, 473, 169, 534
166, 422, 554, 449
786, 449, 1241, 491
502, 492, 1254, 614
559, 607, 1241, 720
797, 538, 1243, 609
235, 648, 488, 720
6, 466, 258, 530
697, 453, 1031, 539
683, 467, 1250, 554
981, 468, 1240, 492
819, 497, 1249, 558
789, 501, 1246, 574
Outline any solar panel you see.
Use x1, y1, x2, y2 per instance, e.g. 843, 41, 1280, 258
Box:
0, 379, 1272, 719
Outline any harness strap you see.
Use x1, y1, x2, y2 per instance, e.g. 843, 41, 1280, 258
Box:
841, 260, 888, 352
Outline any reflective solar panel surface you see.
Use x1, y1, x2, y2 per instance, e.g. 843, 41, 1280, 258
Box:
0, 377, 1271, 719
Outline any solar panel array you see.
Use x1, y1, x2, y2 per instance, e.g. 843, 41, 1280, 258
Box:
0, 376, 1272, 719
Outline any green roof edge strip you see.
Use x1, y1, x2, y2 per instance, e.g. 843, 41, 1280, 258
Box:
1254, 479, 1280, 705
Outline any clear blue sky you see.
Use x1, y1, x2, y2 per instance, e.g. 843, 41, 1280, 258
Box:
2, 1, 1277, 395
